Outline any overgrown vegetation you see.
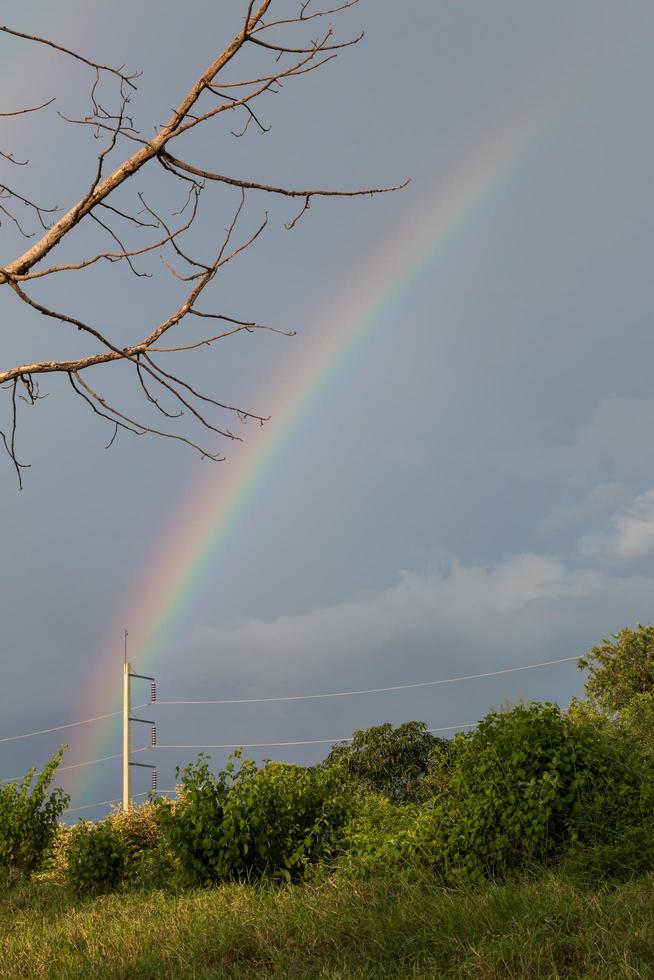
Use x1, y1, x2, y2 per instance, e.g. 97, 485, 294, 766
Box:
157, 752, 351, 885
0, 748, 68, 886
6, 623, 654, 976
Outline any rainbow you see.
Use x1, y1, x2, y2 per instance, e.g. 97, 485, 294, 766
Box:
60, 31, 633, 805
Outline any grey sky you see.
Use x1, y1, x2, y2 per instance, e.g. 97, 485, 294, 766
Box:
2, 1, 654, 815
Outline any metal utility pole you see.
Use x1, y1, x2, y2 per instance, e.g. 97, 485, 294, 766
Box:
122, 630, 158, 812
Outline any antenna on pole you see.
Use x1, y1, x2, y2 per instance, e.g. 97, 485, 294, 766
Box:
124, 628, 128, 666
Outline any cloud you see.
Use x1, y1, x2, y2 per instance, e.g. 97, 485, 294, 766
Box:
578, 490, 654, 562
177, 552, 654, 700
541, 482, 628, 533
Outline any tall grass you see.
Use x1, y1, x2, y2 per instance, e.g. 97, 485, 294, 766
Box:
2, 872, 654, 978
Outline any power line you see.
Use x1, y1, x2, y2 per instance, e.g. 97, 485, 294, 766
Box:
155, 723, 476, 750
1, 723, 475, 786
0, 655, 581, 748
155, 656, 581, 706
0, 703, 147, 745
63, 788, 176, 815
0, 747, 148, 785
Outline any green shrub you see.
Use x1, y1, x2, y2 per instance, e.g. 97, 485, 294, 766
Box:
110, 802, 161, 858
428, 702, 652, 883
159, 753, 352, 884
109, 801, 174, 888
67, 819, 126, 895
40, 824, 72, 883
0, 748, 69, 886
339, 796, 426, 879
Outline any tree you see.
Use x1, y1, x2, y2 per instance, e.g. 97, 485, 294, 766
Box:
578, 623, 654, 712
324, 721, 447, 803
0, 2, 405, 485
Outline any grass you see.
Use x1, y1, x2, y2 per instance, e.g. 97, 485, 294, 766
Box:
2, 872, 654, 978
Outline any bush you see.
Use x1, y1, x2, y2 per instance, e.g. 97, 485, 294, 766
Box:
67, 820, 126, 895
107, 801, 172, 888
0, 748, 69, 885
339, 796, 426, 879
41, 824, 72, 883
159, 753, 352, 884
427, 702, 652, 883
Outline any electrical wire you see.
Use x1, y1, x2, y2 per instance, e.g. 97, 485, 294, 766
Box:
0, 703, 147, 745
0, 655, 581, 748
155, 656, 581, 705
63, 789, 176, 815
154, 723, 477, 750
0, 747, 148, 785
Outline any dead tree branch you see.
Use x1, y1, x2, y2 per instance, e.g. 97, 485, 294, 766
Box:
0, 0, 406, 485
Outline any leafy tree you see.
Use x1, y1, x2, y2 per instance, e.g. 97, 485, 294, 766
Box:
618, 690, 654, 757
0, 748, 69, 884
324, 721, 448, 803
578, 623, 654, 711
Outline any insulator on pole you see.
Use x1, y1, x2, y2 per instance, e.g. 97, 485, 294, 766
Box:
151, 724, 157, 747
150, 681, 157, 703
151, 768, 157, 791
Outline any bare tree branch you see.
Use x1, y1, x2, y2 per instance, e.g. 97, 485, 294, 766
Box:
159, 150, 409, 203
0, 0, 406, 484
0, 97, 55, 117
0, 25, 139, 87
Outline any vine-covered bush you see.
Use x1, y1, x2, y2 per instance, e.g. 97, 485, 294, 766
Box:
158, 753, 352, 884
339, 796, 425, 879
428, 702, 652, 882
0, 748, 69, 885
67, 820, 126, 895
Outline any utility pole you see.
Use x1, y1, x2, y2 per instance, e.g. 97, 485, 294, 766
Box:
122, 629, 157, 812
122, 656, 131, 811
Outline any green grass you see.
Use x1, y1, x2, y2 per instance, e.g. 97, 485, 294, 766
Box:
3, 872, 654, 978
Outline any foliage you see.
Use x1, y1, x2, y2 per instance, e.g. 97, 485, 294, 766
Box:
0, 747, 69, 885
427, 702, 651, 882
109, 802, 162, 858
578, 623, 654, 711
324, 722, 448, 803
66, 820, 126, 895
339, 796, 426, 879
158, 752, 352, 885
41, 824, 72, 883
618, 690, 654, 758
108, 801, 173, 888
566, 695, 611, 729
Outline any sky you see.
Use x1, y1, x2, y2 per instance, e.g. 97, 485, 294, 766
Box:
2, 0, 654, 817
